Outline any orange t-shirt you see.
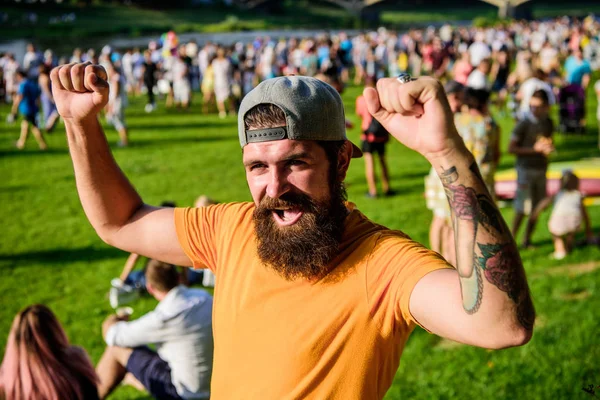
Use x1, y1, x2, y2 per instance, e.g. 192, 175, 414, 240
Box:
175, 202, 451, 399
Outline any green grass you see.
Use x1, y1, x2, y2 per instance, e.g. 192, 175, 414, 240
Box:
3, 1, 600, 44
1, 83, 599, 399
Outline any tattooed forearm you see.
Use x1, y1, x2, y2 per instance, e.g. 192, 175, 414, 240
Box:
441, 161, 534, 328
477, 243, 535, 330
477, 194, 506, 234
440, 165, 459, 185
445, 184, 478, 221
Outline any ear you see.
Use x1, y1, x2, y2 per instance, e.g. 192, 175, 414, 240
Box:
337, 141, 353, 182
146, 282, 154, 295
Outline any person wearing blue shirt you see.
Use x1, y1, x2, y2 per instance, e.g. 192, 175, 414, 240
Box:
564, 47, 592, 89
10, 69, 47, 150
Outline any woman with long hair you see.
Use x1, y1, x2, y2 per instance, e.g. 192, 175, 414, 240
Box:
0, 304, 99, 400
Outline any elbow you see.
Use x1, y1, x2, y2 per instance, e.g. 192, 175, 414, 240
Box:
506, 325, 533, 348
487, 321, 534, 350
95, 225, 120, 247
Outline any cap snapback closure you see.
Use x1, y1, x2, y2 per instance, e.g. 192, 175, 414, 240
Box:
246, 127, 287, 143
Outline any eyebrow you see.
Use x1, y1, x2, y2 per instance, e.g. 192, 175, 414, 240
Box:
243, 151, 314, 168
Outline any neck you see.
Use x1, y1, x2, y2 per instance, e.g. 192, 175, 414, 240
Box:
154, 288, 174, 302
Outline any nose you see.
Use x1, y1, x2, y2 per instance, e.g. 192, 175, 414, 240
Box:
265, 168, 290, 199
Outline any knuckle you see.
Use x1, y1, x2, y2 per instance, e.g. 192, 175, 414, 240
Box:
71, 64, 82, 76
58, 65, 70, 78
95, 65, 107, 78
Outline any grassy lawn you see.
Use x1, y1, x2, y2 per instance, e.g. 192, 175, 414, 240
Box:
3, 1, 600, 44
1, 83, 599, 399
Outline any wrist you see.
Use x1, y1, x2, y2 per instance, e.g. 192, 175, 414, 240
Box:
424, 136, 473, 169
63, 116, 100, 131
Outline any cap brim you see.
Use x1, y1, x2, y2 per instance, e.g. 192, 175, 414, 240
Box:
350, 141, 363, 158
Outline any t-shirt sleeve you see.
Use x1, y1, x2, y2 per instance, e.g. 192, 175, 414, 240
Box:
174, 203, 252, 272
367, 233, 453, 333
175, 206, 218, 271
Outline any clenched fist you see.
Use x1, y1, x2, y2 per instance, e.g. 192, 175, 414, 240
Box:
51, 62, 109, 123
363, 76, 463, 161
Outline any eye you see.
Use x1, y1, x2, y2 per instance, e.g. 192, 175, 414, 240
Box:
249, 163, 266, 172
287, 159, 306, 167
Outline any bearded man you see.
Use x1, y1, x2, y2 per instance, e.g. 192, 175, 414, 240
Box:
52, 63, 534, 400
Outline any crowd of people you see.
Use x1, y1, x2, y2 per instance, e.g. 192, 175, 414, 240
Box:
1, 13, 599, 400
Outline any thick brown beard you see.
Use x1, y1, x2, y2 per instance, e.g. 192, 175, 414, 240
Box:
253, 183, 347, 281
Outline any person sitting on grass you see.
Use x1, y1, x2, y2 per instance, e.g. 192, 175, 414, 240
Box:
0, 304, 99, 400
9, 69, 48, 150
97, 260, 213, 400
530, 170, 595, 260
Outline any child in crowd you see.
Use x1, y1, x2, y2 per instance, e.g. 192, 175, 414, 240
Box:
531, 171, 594, 259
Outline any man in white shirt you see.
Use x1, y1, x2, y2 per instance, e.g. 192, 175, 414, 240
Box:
97, 260, 213, 400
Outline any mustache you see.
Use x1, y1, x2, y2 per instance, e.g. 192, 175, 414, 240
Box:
256, 192, 317, 212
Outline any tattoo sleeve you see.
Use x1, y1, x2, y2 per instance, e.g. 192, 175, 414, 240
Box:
440, 162, 534, 330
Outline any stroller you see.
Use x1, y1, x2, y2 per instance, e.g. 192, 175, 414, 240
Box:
558, 84, 586, 134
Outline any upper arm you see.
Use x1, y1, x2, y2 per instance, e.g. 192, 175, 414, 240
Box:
109, 205, 192, 267
409, 269, 518, 349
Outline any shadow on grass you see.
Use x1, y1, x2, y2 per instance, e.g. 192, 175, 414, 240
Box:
0, 246, 126, 266
0, 184, 31, 193
0, 148, 68, 158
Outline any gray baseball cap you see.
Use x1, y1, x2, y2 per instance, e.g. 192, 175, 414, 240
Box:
238, 76, 362, 158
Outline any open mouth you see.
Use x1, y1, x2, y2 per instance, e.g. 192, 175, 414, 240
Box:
271, 207, 304, 226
